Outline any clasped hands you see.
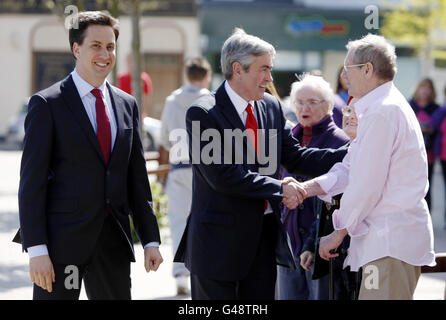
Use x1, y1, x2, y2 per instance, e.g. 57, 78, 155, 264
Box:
281, 177, 307, 210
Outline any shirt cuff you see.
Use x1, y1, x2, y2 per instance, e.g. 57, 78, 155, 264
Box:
144, 242, 160, 249
332, 209, 369, 237
314, 174, 337, 202
27, 244, 49, 259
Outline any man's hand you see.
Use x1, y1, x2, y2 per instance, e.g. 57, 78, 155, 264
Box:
282, 177, 307, 209
318, 229, 348, 261
144, 246, 163, 272
300, 251, 314, 271
29, 255, 55, 293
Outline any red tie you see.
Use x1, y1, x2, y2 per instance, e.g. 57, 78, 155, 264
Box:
91, 88, 111, 164
245, 103, 259, 154
245, 103, 267, 210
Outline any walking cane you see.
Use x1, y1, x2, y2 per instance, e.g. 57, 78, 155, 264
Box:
329, 249, 335, 300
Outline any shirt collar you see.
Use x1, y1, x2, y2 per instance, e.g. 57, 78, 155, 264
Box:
354, 81, 393, 116
71, 68, 107, 99
224, 80, 255, 116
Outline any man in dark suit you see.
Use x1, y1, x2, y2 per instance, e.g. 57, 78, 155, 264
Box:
174, 28, 347, 300
15, 11, 163, 300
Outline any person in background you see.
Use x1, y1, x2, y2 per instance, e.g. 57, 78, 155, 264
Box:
331, 66, 350, 128
117, 53, 153, 118
409, 78, 440, 209
431, 85, 446, 229
159, 57, 212, 295
335, 66, 350, 104
300, 105, 361, 300
276, 74, 349, 300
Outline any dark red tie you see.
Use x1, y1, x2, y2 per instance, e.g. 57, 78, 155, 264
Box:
91, 88, 111, 164
245, 103, 259, 154
245, 103, 267, 210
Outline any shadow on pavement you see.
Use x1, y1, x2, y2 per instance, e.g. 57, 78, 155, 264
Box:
0, 264, 30, 292
0, 141, 22, 152
0, 211, 20, 234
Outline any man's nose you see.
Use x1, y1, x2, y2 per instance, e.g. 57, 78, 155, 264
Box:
98, 47, 111, 59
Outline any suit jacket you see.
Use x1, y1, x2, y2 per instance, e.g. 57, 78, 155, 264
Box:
174, 82, 347, 281
15, 75, 161, 265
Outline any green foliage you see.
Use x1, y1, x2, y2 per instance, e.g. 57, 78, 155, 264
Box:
381, 0, 446, 58
130, 180, 168, 244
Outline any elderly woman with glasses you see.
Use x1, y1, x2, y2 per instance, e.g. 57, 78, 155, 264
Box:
277, 74, 350, 300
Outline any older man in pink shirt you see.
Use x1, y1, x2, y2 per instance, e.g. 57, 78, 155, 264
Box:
296, 34, 436, 300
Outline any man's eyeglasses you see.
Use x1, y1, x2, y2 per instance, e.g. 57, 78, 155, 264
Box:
343, 63, 367, 72
295, 99, 325, 108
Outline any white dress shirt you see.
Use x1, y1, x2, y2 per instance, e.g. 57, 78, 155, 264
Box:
314, 81, 436, 271
224, 81, 273, 214
28, 69, 158, 259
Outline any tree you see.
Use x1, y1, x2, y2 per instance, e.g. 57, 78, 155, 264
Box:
381, 0, 446, 76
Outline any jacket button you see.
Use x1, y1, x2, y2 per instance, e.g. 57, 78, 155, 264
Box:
106, 170, 110, 176
299, 228, 306, 235
106, 199, 110, 205
298, 204, 304, 210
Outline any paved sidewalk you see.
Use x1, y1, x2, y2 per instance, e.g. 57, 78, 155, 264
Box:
0, 148, 445, 300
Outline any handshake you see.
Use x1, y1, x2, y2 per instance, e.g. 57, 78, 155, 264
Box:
281, 177, 309, 210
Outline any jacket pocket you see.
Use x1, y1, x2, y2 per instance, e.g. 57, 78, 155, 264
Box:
47, 198, 78, 213
200, 213, 234, 226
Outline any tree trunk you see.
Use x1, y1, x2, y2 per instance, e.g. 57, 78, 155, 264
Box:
130, 0, 143, 137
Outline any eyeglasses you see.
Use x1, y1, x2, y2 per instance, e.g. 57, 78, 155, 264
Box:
343, 63, 367, 72
295, 99, 325, 108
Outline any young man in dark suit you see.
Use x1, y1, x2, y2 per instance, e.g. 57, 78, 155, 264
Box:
174, 28, 347, 300
16, 11, 163, 300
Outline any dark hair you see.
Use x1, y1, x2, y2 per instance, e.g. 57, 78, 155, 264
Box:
185, 57, 211, 81
69, 11, 119, 59
336, 66, 345, 93
413, 78, 436, 103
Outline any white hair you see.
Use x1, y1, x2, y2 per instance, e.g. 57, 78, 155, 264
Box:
290, 73, 335, 114
346, 34, 397, 80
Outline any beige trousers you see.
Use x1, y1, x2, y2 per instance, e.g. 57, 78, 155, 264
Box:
358, 256, 421, 300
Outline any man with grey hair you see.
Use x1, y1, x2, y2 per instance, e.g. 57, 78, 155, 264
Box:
300, 34, 436, 299
174, 28, 346, 299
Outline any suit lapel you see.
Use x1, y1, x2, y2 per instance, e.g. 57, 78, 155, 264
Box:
60, 75, 106, 165
214, 83, 245, 132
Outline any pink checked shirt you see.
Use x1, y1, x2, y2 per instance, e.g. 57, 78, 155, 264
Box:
315, 81, 436, 272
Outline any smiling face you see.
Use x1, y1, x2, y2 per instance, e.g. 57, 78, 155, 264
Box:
230, 53, 273, 101
294, 86, 330, 128
72, 24, 116, 87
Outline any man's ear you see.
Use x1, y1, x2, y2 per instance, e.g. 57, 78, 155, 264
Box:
72, 42, 80, 60
364, 62, 374, 79
232, 62, 242, 79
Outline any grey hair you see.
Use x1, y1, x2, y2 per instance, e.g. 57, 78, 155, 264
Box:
290, 73, 335, 114
346, 34, 397, 80
220, 28, 276, 80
